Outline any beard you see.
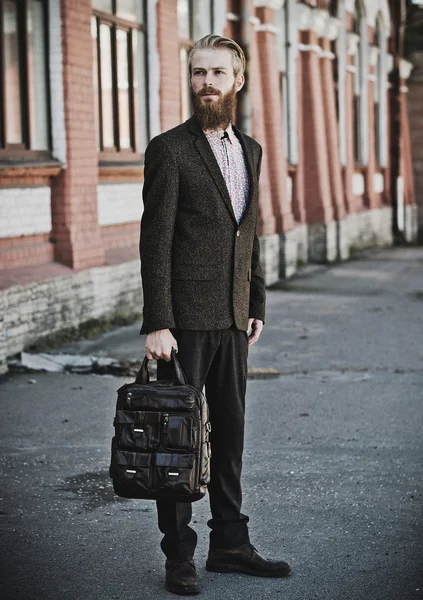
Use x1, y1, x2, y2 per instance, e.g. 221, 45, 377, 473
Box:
191, 84, 237, 131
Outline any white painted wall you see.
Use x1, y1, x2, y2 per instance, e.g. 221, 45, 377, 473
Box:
97, 183, 143, 226
0, 187, 52, 238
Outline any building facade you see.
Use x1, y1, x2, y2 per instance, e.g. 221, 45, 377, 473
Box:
0, 0, 417, 372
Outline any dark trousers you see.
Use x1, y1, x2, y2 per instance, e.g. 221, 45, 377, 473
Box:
156, 327, 250, 559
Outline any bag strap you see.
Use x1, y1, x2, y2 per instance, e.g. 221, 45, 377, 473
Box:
135, 349, 188, 386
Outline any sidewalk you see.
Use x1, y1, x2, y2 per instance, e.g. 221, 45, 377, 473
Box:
1, 247, 422, 600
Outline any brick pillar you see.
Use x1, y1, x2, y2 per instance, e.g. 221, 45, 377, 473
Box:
50, 0, 104, 270
344, 52, 360, 214
255, 7, 293, 234
320, 35, 348, 260
320, 37, 345, 221
364, 61, 378, 210
248, 14, 275, 237
383, 83, 391, 207
299, 30, 336, 262
157, 0, 181, 131
401, 72, 417, 243
407, 51, 423, 241
292, 53, 307, 225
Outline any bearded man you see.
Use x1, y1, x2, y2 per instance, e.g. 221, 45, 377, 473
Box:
140, 34, 291, 595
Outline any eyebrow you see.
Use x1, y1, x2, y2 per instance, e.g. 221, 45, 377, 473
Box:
193, 66, 228, 70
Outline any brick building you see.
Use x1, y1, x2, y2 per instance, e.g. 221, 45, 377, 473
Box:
0, 0, 417, 372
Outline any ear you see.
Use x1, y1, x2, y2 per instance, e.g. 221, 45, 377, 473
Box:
235, 74, 245, 93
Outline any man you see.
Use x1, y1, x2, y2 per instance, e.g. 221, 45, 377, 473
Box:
140, 34, 291, 595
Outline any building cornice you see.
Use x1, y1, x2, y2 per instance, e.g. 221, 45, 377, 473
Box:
323, 17, 341, 41
255, 23, 278, 34
345, 0, 391, 28
347, 32, 360, 56
400, 59, 414, 80
253, 0, 284, 9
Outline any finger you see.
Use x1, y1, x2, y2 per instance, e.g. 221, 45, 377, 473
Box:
145, 349, 154, 360
248, 333, 259, 346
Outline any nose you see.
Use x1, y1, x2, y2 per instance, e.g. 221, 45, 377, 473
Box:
205, 73, 214, 87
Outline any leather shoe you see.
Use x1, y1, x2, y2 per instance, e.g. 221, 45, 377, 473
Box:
165, 557, 200, 595
206, 543, 291, 578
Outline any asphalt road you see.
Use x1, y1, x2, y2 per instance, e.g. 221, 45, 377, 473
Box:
1, 247, 422, 600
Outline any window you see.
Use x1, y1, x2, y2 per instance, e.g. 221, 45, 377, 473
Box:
92, 0, 148, 156
276, 5, 289, 158
0, 0, 50, 157
276, 0, 298, 165
374, 14, 386, 168
177, 0, 214, 123
352, 0, 368, 165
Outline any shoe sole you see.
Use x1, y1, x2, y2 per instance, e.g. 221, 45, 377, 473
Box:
165, 582, 200, 595
206, 562, 292, 578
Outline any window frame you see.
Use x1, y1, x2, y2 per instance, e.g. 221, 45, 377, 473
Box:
374, 13, 387, 169
0, 0, 52, 161
92, 2, 148, 162
352, 0, 368, 167
177, 0, 214, 124
276, 0, 298, 166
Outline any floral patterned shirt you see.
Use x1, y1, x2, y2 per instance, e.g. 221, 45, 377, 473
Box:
203, 124, 250, 224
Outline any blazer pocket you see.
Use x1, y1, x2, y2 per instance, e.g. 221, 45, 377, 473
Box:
171, 264, 218, 281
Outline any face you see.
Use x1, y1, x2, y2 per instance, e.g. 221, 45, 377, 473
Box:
190, 48, 244, 103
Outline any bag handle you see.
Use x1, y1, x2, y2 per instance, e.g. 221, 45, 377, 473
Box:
135, 349, 188, 386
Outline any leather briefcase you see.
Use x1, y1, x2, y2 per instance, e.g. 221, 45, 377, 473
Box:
110, 351, 211, 502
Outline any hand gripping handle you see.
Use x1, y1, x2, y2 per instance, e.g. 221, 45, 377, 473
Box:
135, 349, 187, 386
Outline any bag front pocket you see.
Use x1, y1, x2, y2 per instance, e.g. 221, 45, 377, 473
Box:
111, 445, 153, 494
115, 410, 160, 450
162, 413, 195, 450
155, 453, 197, 496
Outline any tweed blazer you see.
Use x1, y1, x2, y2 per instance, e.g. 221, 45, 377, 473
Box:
139, 116, 266, 334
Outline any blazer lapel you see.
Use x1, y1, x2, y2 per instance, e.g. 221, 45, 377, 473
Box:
187, 118, 237, 223
232, 125, 257, 221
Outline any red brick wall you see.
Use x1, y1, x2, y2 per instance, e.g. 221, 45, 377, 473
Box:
157, 0, 181, 132
300, 31, 333, 225
255, 7, 293, 234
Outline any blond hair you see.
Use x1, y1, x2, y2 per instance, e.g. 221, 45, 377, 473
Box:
188, 34, 246, 77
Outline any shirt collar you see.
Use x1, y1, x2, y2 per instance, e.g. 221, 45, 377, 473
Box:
203, 123, 234, 143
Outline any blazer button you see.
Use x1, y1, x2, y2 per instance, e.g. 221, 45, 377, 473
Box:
236, 230, 240, 237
